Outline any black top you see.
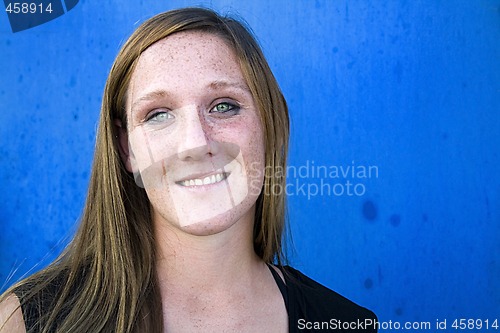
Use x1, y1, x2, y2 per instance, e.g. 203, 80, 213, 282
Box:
268, 265, 377, 332
16, 266, 377, 332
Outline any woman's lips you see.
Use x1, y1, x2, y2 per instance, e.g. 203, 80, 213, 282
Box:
176, 172, 229, 187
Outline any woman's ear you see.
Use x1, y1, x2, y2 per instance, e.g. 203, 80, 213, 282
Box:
114, 119, 133, 173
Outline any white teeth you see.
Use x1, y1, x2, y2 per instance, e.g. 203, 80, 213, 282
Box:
180, 173, 227, 187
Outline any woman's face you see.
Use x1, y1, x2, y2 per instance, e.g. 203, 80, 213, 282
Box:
121, 31, 265, 236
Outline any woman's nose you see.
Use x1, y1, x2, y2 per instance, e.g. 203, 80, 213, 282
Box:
176, 109, 217, 160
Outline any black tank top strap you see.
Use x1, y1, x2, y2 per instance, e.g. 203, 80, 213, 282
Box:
267, 264, 289, 311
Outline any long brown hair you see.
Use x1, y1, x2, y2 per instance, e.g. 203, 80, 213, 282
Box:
1, 7, 289, 333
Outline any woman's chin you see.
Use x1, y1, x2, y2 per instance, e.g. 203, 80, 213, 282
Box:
178, 218, 237, 236
174, 201, 256, 237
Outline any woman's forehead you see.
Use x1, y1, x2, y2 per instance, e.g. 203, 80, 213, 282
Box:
128, 31, 247, 99
136, 31, 240, 77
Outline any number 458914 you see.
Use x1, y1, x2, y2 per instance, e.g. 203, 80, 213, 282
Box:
5, 2, 53, 14
452, 319, 499, 330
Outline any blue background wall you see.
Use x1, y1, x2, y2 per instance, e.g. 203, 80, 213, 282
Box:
1, 0, 499, 329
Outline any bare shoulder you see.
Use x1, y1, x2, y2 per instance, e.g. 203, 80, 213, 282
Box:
0, 294, 26, 333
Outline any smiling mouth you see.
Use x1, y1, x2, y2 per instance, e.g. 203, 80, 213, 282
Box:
176, 172, 229, 187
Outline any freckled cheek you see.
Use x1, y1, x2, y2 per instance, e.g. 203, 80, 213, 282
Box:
128, 130, 177, 173
216, 122, 263, 153
245, 118, 265, 158
235, 125, 266, 190
241, 142, 266, 197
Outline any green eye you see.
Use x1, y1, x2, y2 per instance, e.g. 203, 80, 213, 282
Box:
147, 111, 173, 122
216, 103, 231, 112
211, 102, 240, 114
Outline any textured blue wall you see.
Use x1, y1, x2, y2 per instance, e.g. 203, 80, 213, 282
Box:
1, 0, 499, 329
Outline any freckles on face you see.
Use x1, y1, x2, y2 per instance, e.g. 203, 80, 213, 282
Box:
124, 31, 265, 234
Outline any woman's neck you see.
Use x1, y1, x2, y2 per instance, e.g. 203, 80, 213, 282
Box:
153, 207, 264, 295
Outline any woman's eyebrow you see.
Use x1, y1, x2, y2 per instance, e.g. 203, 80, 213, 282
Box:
131, 90, 172, 112
207, 80, 251, 94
